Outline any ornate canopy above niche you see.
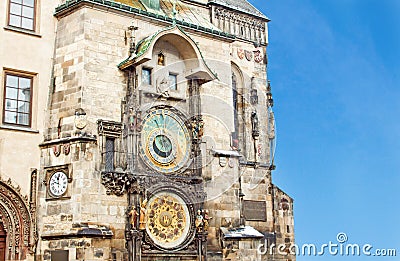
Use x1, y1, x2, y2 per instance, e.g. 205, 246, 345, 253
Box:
119, 25, 217, 83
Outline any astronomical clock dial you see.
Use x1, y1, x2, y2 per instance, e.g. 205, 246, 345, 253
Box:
145, 192, 191, 249
140, 108, 190, 174
49, 171, 68, 197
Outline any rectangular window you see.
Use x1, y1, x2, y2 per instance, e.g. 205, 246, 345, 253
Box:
141, 68, 152, 85
8, 0, 35, 31
168, 73, 177, 90
105, 137, 115, 172
3, 72, 32, 127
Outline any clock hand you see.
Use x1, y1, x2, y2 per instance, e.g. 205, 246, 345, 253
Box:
153, 119, 160, 128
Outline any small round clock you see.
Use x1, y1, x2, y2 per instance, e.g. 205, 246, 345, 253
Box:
49, 171, 68, 197
139, 108, 190, 174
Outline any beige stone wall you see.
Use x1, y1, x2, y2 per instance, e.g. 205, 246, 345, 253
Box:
0, 0, 57, 196
33, 1, 294, 261
38, 8, 134, 259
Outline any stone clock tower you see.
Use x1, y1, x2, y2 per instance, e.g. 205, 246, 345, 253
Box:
35, 0, 295, 260
116, 25, 217, 259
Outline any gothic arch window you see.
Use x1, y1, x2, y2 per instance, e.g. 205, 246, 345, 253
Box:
231, 63, 244, 150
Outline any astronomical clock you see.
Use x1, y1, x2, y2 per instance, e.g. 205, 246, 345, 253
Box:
146, 191, 194, 250
124, 102, 206, 260
139, 107, 191, 174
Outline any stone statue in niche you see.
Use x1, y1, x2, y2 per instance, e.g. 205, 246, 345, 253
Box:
203, 209, 212, 231
128, 107, 141, 132
251, 111, 259, 138
195, 209, 204, 232
128, 206, 139, 229
156, 77, 170, 98
191, 118, 204, 140
158, 52, 165, 66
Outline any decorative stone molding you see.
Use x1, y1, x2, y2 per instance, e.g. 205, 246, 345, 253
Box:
213, 7, 266, 44
97, 120, 123, 138
101, 172, 136, 196
0, 174, 36, 260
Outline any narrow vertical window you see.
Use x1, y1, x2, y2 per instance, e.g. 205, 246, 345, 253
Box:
8, 0, 35, 31
142, 68, 152, 85
105, 138, 115, 172
231, 73, 239, 146
3, 73, 32, 126
168, 73, 177, 90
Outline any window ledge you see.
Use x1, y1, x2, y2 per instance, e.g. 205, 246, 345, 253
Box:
4, 26, 41, 38
0, 124, 39, 133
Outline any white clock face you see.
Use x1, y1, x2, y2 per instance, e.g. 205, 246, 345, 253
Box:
49, 171, 68, 197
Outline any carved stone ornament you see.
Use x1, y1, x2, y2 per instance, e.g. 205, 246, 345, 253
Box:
97, 120, 123, 138
245, 50, 253, 61
101, 172, 135, 196
53, 145, 61, 157
254, 49, 264, 63
156, 76, 170, 98
74, 108, 87, 129
237, 48, 244, 60
0, 174, 36, 260
63, 144, 70, 155
219, 157, 227, 167
128, 108, 141, 132
251, 111, 260, 138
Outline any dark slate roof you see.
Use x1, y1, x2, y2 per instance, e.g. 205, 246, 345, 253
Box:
208, 0, 269, 20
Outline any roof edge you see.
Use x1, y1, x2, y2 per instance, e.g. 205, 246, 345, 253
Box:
208, 0, 270, 21
54, 0, 237, 39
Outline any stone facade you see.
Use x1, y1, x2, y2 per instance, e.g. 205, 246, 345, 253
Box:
1, 0, 295, 260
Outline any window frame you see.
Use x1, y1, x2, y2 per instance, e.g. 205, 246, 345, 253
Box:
7, 0, 37, 32
105, 137, 115, 172
141, 67, 152, 86
168, 72, 178, 91
2, 70, 34, 128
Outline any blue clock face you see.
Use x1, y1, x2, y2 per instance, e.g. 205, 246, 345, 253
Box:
153, 135, 173, 157
140, 108, 191, 174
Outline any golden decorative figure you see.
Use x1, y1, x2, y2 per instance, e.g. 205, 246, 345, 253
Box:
139, 198, 148, 230
128, 206, 139, 229
195, 209, 204, 232
158, 53, 165, 66
203, 210, 212, 231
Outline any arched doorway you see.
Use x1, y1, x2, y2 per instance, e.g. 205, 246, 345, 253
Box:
0, 178, 36, 260
0, 222, 6, 261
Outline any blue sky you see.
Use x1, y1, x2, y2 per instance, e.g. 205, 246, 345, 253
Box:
249, 0, 400, 260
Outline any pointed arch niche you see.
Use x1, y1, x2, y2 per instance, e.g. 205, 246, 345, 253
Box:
231, 62, 245, 151
0, 175, 36, 260
119, 26, 216, 83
